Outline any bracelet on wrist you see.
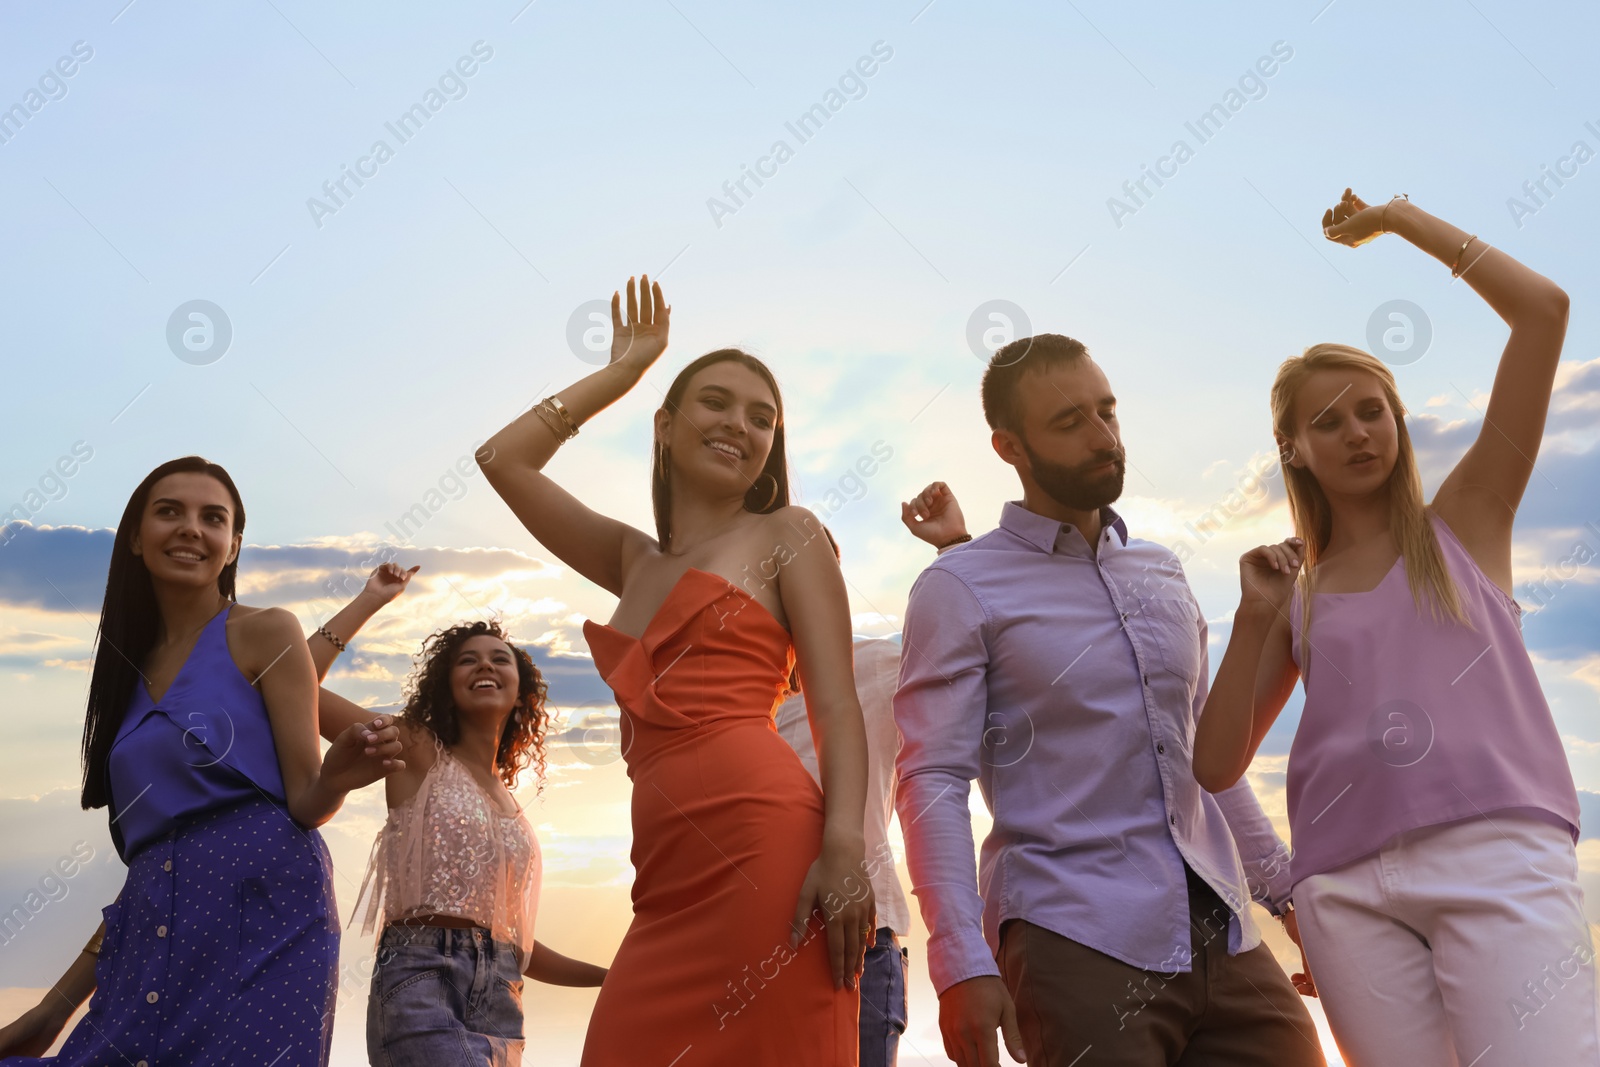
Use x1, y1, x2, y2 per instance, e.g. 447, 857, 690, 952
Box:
315, 625, 347, 652
533, 395, 580, 444
937, 533, 973, 550
1379, 193, 1408, 234
1450, 235, 1480, 278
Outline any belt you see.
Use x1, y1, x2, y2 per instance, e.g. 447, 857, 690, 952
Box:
390, 913, 486, 931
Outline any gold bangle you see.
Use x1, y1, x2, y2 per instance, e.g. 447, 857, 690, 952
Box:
1451, 234, 1480, 278
533, 399, 572, 443
1380, 193, 1408, 234
83, 928, 104, 956
315, 625, 347, 652
546, 394, 580, 438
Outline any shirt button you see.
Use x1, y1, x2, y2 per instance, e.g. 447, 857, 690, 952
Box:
1170, 815, 1178, 826
156, 925, 168, 938
1143, 675, 1149, 686
146, 991, 159, 1004
137, 1061, 149, 1067
162, 860, 172, 872
1156, 743, 1166, 754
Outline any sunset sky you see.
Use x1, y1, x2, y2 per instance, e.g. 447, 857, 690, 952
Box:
3, 1, 1599, 1063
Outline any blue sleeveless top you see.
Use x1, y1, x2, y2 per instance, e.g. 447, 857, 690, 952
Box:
107, 604, 289, 861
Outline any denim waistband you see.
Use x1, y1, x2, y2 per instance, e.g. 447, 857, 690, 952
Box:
379, 922, 519, 959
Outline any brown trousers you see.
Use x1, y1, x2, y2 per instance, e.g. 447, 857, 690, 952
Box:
997, 868, 1325, 1066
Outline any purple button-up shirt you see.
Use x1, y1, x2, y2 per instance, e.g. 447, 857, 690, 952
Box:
894, 501, 1293, 994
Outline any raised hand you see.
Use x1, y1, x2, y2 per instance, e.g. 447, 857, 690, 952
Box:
319, 714, 406, 794
363, 561, 419, 605
609, 274, 671, 372
1321, 187, 1390, 248
1239, 538, 1303, 612
901, 481, 968, 548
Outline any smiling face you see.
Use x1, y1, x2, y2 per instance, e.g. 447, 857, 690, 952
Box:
1283, 367, 1400, 498
129, 472, 242, 590
449, 634, 521, 723
657, 360, 778, 496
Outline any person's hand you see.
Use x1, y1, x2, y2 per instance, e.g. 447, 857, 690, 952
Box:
788, 840, 876, 991
319, 715, 405, 794
362, 562, 419, 605
901, 481, 968, 548
1282, 907, 1317, 998
609, 274, 671, 373
1321, 187, 1389, 248
0, 1001, 71, 1057
1238, 538, 1303, 612
938, 974, 1027, 1066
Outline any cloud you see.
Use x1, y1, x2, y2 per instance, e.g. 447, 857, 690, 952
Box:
1522, 580, 1600, 659
0, 524, 617, 708
0, 790, 122, 985
0, 524, 561, 616
1407, 358, 1600, 534
0, 524, 113, 612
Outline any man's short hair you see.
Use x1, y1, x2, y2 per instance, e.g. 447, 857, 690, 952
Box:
980, 333, 1091, 432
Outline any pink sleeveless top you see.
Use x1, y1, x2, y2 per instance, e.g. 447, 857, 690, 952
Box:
353, 742, 541, 964
1287, 512, 1579, 885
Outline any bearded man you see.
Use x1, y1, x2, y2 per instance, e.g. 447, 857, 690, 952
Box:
893, 334, 1324, 1067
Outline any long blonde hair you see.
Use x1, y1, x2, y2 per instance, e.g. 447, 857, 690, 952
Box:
1270, 343, 1467, 669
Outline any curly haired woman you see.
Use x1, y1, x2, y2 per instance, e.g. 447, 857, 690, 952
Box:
312, 562, 606, 1066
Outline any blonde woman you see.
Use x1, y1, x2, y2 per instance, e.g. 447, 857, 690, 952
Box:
1194, 189, 1593, 1065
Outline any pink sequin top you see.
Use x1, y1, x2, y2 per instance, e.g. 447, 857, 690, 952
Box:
354, 742, 541, 965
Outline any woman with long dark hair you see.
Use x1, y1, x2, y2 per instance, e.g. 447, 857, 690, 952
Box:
479, 276, 874, 1065
1193, 191, 1595, 1063
0, 455, 403, 1065
307, 563, 606, 1064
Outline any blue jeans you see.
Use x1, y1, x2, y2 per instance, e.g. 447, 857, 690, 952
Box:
367, 924, 525, 1067
859, 927, 909, 1067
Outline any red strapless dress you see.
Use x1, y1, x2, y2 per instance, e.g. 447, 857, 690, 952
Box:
579, 568, 858, 1065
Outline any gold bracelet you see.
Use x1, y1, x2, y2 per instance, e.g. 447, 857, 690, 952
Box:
83, 928, 104, 956
546, 394, 581, 438
315, 625, 347, 652
1451, 234, 1479, 278
532, 399, 573, 443
1380, 193, 1408, 234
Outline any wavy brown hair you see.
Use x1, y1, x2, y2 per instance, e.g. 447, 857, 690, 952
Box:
398, 620, 549, 791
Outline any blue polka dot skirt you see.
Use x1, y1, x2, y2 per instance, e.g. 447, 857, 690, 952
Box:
5, 797, 339, 1066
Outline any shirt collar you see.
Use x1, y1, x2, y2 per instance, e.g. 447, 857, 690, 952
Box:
999, 500, 1130, 557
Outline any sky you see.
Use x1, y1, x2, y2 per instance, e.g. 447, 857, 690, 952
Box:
2, 0, 1599, 1063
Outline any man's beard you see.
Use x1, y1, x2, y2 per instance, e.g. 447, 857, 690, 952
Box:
1021, 439, 1126, 512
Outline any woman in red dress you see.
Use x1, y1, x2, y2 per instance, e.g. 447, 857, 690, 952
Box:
479, 275, 873, 1065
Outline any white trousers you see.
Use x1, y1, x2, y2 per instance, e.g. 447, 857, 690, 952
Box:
1295, 811, 1599, 1067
